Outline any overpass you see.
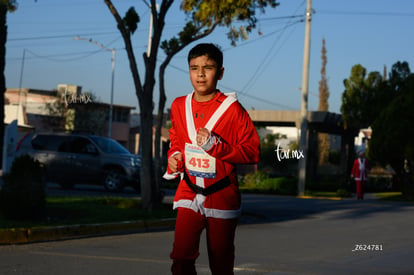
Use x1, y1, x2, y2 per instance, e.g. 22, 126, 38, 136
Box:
247, 110, 345, 134
246, 110, 358, 180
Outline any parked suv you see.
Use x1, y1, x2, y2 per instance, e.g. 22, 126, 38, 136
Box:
15, 132, 141, 192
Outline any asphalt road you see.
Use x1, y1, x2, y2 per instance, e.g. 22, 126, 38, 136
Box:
1, 192, 414, 274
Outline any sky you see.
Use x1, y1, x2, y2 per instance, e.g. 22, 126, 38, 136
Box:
4, 0, 414, 115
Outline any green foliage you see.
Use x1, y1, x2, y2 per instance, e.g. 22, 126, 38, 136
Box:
0, 155, 46, 220
341, 60, 414, 181
0, 197, 175, 229
317, 39, 330, 164
341, 64, 385, 130
0, 0, 18, 12
318, 38, 329, 111
242, 170, 268, 187
366, 176, 393, 192
258, 132, 297, 172
370, 74, 414, 174
336, 188, 351, 198
318, 133, 330, 164
240, 171, 297, 195
161, 0, 280, 55
123, 7, 139, 34
389, 61, 411, 92
73, 106, 107, 136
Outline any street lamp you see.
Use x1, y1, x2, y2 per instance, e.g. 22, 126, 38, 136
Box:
73, 36, 115, 138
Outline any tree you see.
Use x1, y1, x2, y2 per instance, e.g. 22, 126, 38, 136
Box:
341, 61, 414, 193
369, 63, 413, 176
317, 38, 329, 164
43, 89, 104, 134
389, 61, 411, 93
104, 0, 279, 209
341, 64, 384, 130
0, 0, 17, 169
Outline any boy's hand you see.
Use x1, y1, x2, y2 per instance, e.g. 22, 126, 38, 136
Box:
196, 128, 210, 146
168, 153, 183, 173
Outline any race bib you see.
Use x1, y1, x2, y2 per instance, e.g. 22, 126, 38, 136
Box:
185, 143, 216, 178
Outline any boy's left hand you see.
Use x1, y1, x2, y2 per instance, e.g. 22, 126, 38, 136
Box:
196, 128, 210, 146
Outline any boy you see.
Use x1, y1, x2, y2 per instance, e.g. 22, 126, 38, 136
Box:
164, 43, 260, 275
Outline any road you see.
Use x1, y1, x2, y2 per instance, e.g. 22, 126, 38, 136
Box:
1, 192, 414, 274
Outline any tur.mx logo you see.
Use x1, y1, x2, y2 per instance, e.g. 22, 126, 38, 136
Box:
62, 88, 93, 107
275, 142, 304, 162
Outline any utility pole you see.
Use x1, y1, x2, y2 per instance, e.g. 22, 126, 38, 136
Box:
298, 0, 312, 196
147, 5, 153, 57
145, 2, 158, 57
17, 49, 26, 119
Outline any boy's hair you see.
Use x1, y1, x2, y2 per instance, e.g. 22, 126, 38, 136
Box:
188, 43, 223, 69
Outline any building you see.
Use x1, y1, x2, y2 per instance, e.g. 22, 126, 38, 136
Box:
354, 127, 372, 154
5, 84, 135, 149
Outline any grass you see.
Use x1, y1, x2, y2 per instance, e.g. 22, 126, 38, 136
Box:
374, 192, 414, 202
0, 196, 176, 230
1, 191, 412, 231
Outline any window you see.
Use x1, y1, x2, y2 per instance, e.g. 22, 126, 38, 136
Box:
113, 109, 129, 123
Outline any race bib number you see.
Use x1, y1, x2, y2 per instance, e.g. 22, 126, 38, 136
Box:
185, 143, 216, 178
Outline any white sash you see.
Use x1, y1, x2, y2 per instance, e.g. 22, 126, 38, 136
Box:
185, 91, 237, 145
183, 91, 237, 214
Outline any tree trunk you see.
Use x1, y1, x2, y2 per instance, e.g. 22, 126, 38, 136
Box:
140, 99, 154, 209
153, 98, 164, 208
153, 58, 170, 208
0, 6, 7, 170
139, 0, 173, 209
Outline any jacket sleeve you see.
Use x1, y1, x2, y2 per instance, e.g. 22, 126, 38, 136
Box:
165, 100, 182, 175
351, 159, 356, 177
206, 103, 260, 165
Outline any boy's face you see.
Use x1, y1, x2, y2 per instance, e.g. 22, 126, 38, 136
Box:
189, 55, 223, 99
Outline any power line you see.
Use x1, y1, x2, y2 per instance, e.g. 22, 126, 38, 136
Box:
222, 19, 303, 52
219, 83, 296, 110
237, 4, 306, 98
237, 20, 302, 96
8, 32, 118, 42
259, 14, 305, 21
167, 63, 296, 110
318, 10, 414, 17
7, 45, 149, 63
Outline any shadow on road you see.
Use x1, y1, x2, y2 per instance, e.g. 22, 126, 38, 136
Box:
239, 193, 413, 225
46, 183, 413, 228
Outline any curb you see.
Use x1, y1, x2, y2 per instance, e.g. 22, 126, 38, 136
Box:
0, 218, 176, 245
297, 195, 343, 201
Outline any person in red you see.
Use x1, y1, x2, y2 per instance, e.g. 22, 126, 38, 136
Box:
164, 43, 260, 275
351, 151, 370, 200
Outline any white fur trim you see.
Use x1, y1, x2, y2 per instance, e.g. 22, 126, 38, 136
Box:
173, 199, 241, 219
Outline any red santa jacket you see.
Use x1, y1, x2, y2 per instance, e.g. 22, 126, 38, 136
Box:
351, 157, 370, 181
166, 91, 260, 219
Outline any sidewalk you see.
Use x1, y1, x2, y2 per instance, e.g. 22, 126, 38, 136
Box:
0, 192, 381, 245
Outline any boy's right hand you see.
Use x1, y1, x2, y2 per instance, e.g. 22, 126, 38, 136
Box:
168, 153, 183, 173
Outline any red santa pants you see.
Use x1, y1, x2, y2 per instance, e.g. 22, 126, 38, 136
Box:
170, 207, 238, 275
356, 180, 365, 199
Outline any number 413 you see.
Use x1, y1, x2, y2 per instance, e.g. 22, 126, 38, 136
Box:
189, 157, 210, 168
